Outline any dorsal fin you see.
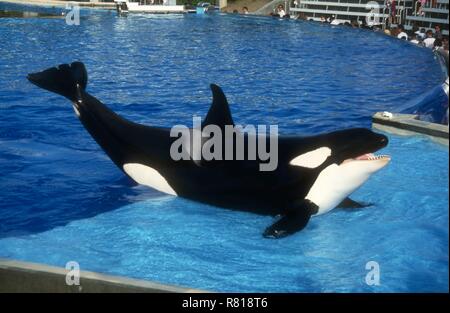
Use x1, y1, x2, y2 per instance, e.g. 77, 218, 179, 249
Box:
203, 84, 234, 129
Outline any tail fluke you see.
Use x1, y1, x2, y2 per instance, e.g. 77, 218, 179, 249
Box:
27, 62, 87, 102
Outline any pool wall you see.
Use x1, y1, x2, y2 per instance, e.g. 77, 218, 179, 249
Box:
0, 258, 206, 293
372, 112, 449, 145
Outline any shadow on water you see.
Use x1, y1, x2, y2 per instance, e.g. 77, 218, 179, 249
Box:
0, 176, 160, 240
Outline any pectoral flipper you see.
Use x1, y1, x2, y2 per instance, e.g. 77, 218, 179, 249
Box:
263, 199, 319, 239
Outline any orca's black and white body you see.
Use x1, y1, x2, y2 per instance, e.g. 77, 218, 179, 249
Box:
28, 62, 391, 238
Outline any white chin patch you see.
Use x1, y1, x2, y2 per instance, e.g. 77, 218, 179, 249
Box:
123, 163, 177, 196
289, 147, 331, 168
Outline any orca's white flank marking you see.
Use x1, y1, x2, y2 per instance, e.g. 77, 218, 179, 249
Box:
289, 147, 331, 168
123, 163, 177, 196
306, 158, 390, 215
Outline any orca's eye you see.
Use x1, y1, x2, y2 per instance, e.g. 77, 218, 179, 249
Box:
289, 147, 331, 169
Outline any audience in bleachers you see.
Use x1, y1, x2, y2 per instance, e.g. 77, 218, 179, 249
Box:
261, 6, 448, 52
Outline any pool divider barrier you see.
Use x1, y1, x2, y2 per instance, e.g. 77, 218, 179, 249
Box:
0, 258, 207, 293
372, 112, 449, 146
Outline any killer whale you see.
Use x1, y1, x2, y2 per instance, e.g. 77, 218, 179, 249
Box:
27, 62, 390, 238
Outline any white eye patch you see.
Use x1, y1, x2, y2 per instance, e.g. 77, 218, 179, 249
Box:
289, 147, 332, 169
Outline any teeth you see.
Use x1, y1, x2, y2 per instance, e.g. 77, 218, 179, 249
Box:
351, 154, 390, 162
367, 155, 389, 160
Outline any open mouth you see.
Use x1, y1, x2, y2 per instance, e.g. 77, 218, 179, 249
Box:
355, 153, 390, 161
343, 153, 391, 164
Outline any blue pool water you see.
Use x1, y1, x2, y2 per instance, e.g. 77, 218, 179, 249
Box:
0, 6, 448, 292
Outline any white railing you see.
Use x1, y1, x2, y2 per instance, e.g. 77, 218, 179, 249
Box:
276, 0, 447, 31
290, 0, 413, 26
406, 0, 448, 25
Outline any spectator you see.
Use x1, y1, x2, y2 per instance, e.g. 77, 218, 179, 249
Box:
415, 27, 426, 40
443, 37, 449, 51
361, 18, 371, 29
330, 15, 340, 25
410, 33, 421, 45
278, 4, 286, 18
423, 30, 436, 48
397, 24, 408, 40
387, 0, 397, 24
297, 12, 307, 20
434, 25, 443, 40
391, 27, 400, 37
433, 38, 444, 51
416, 0, 426, 16
271, 4, 286, 18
